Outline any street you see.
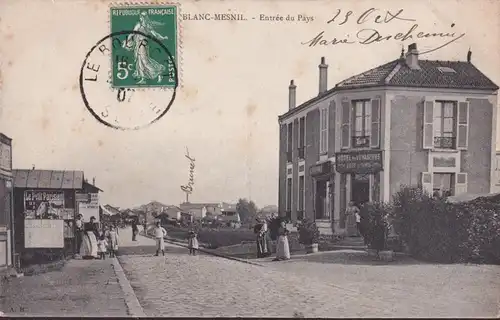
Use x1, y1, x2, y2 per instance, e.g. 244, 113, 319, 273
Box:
1, 227, 498, 317
117, 227, 500, 318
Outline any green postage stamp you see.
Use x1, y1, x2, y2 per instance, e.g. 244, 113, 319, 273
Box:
109, 4, 179, 88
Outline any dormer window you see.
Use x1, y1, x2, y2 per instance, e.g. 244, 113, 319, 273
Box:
437, 67, 456, 74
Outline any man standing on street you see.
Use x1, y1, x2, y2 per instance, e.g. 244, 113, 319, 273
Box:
131, 219, 138, 241
153, 221, 167, 256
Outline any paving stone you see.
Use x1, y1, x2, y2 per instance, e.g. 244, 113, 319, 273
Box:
0, 259, 129, 317
118, 229, 500, 318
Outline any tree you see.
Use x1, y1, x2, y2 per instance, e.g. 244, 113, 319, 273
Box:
236, 198, 258, 223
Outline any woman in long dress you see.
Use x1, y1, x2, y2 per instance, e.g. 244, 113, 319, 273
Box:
345, 201, 360, 237
254, 219, 265, 258
123, 12, 169, 84
82, 216, 99, 259
274, 221, 290, 261
107, 225, 119, 258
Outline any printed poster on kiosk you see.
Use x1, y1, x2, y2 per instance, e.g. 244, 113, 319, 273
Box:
23, 191, 64, 248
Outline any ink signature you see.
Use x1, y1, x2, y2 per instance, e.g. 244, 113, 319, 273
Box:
180, 148, 195, 194
302, 8, 465, 55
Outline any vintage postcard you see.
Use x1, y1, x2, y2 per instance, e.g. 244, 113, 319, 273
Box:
0, 0, 499, 318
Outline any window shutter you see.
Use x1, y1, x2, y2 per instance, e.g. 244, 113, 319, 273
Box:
457, 101, 469, 150
324, 108, 329, 153
341, 99, 351, 149
455, 173, 467, 195
423, 100, 434, 149
370, 98, 381, 148
421, 172, 433, 194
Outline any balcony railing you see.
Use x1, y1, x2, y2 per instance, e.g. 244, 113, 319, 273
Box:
297, 146, 305, 159
286, 151, 292, 162
352, 135, 370, 148
434, 136, 456, 149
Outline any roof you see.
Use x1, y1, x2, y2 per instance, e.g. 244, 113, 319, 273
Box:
336, 59, 499, 90
13, 169, 84, 189
279, 56, 499, 121
0, 133, 11, 145
179, 202, 220, 210
101, 204, 120, 216
83, 180, 103, 192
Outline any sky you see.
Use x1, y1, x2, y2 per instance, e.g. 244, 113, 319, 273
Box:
0, 0, 499, 209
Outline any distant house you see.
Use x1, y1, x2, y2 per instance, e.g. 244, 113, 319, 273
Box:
161, 205, 183, 220
179, 202, 222, 219
136, 201, 171, 223
219, 202, 240, 223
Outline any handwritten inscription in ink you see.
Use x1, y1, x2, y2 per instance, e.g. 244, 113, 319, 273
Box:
302, 8, 466, 54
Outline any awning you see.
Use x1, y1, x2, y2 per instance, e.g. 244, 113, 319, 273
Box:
100, 205, 117, 216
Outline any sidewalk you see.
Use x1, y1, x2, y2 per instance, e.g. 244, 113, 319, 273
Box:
0, 259, 129, 317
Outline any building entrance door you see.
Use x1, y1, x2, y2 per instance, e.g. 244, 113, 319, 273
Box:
315, 180, 328, 220
351, 174, 370, 206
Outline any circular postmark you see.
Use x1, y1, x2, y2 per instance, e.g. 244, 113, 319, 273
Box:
79, 30, 178, 130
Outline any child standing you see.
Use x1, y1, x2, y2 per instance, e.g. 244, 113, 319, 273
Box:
97, 234, 108, 260
188, 230, 199, 256
107, 225, 119, 258
153, 221, 167, 256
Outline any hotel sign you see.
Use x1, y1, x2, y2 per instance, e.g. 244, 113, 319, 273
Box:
310, 162, 332, 177
335, 150, 383, 174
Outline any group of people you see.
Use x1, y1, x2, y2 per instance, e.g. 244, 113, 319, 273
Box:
75, 215, 120, 259
254, 218, 290, 261
151, 220, 199, 256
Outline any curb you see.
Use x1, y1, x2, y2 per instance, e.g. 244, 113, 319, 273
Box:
142, 232, 265, 267
111, 258, 146, 317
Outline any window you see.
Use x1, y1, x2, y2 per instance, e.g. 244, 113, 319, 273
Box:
286, 123, 293, 162
433, 101, 457, 149
433, 173, 455, 197
319, 108, 328, 154
298, 117, 305, 159
297, 175, 305, 219
286, 177, 292, 214
352, 100, 371, 148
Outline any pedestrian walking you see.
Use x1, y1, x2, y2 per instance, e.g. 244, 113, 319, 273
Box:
153, 221, 167, 256
75, 214, 84, 256
188, 230, 199, 255
131, 219, 139, 241
107, 225, 119, 257
97, 234, 108, 260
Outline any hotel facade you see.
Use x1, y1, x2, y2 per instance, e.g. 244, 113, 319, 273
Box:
278, 43, 499, 234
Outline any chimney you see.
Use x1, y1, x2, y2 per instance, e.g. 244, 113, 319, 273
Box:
288, 80, 296, 110
405, 43, 420, 70
319, 57, 328, 94
467, 48, 472, 63
92, 177, 95, 185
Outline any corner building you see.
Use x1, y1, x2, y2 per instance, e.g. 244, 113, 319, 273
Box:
278, 43, 499, 235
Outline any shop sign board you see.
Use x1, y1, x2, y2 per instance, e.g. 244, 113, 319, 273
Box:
309, 162, 332, 177
335, 150, 383, 174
